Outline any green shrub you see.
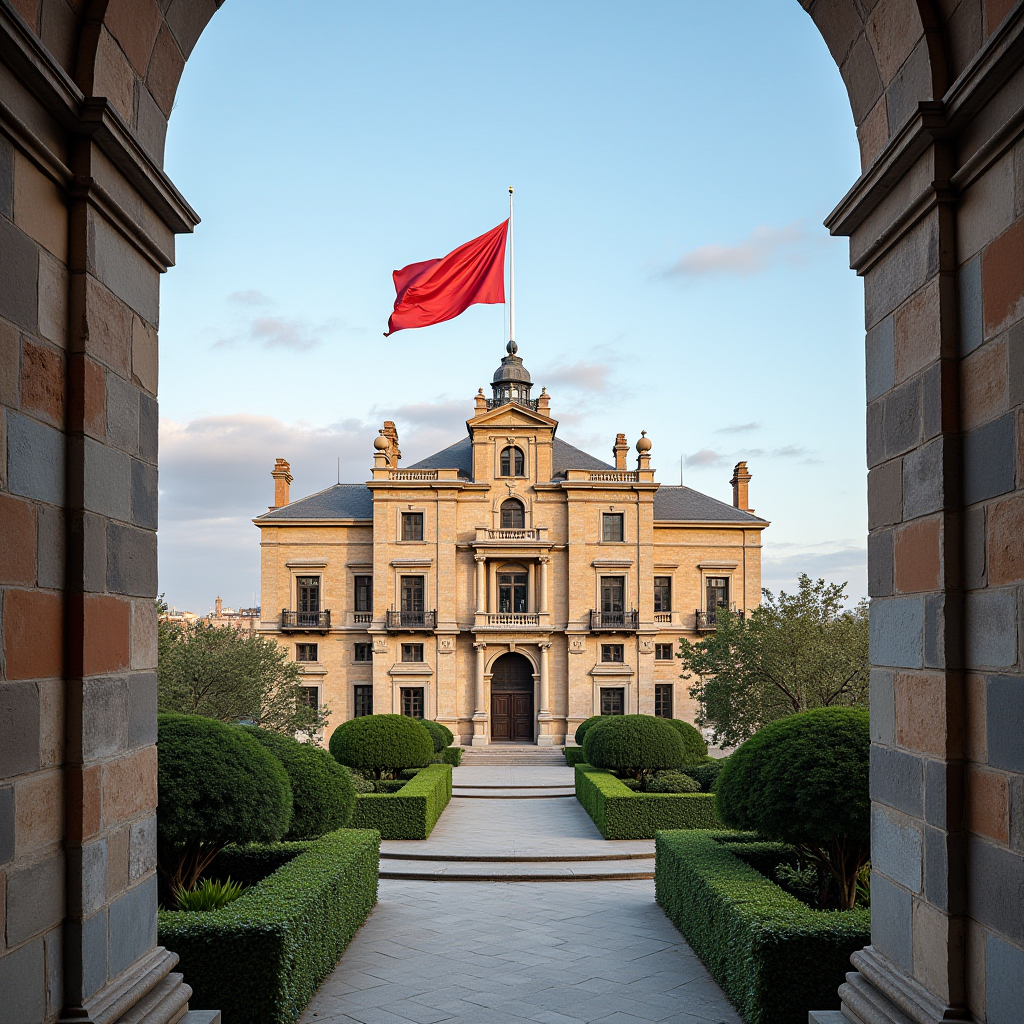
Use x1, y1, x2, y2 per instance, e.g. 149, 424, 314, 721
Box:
207, 842, 311, 887
159, 829, 379, 1024
574, 715, 605, 745
647, 771, 701, 794
157, 713, 293, 893
349, 763, 452, 839
419, 719, 454, 752
575, 765, 721, 839
563, 747, 589, 767
328, 714, 434, 779
375, 779, 406, 794
242, 727, 355, 839
716, 706, 869, 908
655, 830, 869, 1024
680, 758, 728, 792
175, 877, 247, 912
341, 765, 374, 793
621, 778, 642, 791
661, 718, 708, 763
442, 746, 463, 766
582, 714, 685, 780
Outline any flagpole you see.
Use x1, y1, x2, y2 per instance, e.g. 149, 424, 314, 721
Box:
508, 186, 515, 348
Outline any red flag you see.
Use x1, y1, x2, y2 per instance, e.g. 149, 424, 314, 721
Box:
385, 220, 508, 336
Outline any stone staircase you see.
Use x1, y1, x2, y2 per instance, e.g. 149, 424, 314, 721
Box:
459, 744, 567, 766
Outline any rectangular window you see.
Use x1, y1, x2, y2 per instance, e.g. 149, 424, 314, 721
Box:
601, 644, 624, 663
299, 685, 320, 709
654, 684, 673, 718
600, 687, 625, 715
655, 643, 673, 661
600, 576, 625, 614
354, 643, 373, 662
602, 512, 624, 542
401, 512, 424, 541
296, 576, 320, 613
402, 643, 424, 663
295, 643, 318, 662
400, 575, 425, 614
401, 687, 424, 718
354, 575, 373, 612
706, 576, 729, 611
353, 684, 373, 717
654, 576, 672, 612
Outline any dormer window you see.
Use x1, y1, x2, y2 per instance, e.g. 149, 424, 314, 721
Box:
500, 445, 525, 477
500, 498, 525, 529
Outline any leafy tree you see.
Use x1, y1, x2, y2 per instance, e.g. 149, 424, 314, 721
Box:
677, 574, 868, 748
158, 619, 328, 736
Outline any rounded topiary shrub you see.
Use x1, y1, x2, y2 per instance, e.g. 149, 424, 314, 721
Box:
328, 714, 434, 779
574, 715, 605, 746
157, 713, 293, 893
242, 726, 355, 839
646, 770, 701, 793
661, 718, 708, 764
420, 719, 454, 753
681, 758, 727, 792
715, 706, 870, 908
581, 714, 686, 780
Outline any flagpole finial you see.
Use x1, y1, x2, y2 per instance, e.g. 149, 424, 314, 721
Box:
509, 186, 514, 194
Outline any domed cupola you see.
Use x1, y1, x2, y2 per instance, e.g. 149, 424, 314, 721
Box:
490, 340, 536, 409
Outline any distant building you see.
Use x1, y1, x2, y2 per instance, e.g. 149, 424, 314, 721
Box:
205, 596, 260, 632
254, 345, 768, 746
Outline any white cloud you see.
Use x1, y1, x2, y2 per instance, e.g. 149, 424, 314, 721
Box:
715, 421, 761, 434
213, 315, 339, 352
228, 289, 273, 307
664, 222, 818, 278
685, 448, 724, 468
760, 542, 867, 605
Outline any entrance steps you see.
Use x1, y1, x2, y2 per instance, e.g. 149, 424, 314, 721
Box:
378, 852, 654, 881
459, 744, 566, 766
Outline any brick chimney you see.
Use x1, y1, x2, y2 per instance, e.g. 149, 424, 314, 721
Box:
215, 596, 222, 618
731, 461, 752, 512
612, 433, 629, 469
272, 458, 292, 508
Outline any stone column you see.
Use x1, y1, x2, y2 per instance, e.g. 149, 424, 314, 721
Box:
527, 561, 536, 613
471, 642, 488, 746
474, 555, 486, 614
488, 562, 497, 615
539, 556, 550, 615
537, 643, 554, 746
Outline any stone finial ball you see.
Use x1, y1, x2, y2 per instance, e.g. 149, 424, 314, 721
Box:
374, 434, 389, 451
636, 430, 652, 453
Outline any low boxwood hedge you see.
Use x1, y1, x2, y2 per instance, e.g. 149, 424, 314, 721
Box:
442, 746, 463, 766
349, 763, 452, 839
158, 828, 379, 1024
575, 765, 721, 839
563, 747, 588, 767
655, 830, 869, 1024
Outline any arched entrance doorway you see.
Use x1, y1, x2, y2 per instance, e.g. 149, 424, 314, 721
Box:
490, 652, 535, 742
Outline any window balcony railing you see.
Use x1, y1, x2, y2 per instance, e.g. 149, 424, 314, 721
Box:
281, 610, 331, 630
352, 612, 373, 624
695, 608, 744, 631
486, 528, 540, 541
486, 395, 539, 411
654, 612, 673, 623
590, 609, 639, 632
386, 610, 437, 631
485, 612, 541, 628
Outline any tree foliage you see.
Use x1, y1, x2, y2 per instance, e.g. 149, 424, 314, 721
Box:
715, 706, 870, 909
678, 575, 869, 747
158, 618, 328, 736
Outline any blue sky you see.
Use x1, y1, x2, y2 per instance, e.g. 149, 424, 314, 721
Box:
158, 0, 867, 615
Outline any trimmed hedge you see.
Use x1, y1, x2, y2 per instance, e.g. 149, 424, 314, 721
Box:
680, 758, 727, 792
563, 746, 588, 767
662, 718, 708, 763
328, 714, 433, 777
655, 830, 869, 1024
575, 765, 721, 839
158, 828, 380, 1024
349, 763, 452, 839
442, 746, 463, 766
574, 715, 605, 745
582, 714, 686, 777
420, 719, 453, 752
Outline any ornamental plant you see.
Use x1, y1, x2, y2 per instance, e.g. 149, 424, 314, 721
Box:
242, 726, 356, 839
328, 713, 434, 779
419, 719, 454, 753
157, 714, 293, 896
661, 718, 708, 764
715, 706, 870, 909
574, 715, 606, 745
581, 714, 686, 781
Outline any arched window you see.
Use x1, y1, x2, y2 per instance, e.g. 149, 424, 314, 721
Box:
500, 445, 525, 476
500, 498, 525, 529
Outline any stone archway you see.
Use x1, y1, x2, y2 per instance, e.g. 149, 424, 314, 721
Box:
489, 652, 536, 743
1, 2, 1022, 1023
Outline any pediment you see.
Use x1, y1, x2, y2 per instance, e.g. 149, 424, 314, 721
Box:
468, 405, 557, 430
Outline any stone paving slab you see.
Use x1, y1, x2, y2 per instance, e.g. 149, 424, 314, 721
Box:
300, 879, 741, 1024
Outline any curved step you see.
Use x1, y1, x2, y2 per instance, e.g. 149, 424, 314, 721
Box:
380, 851, 653, 863
379, 859, 654, 881
453, 782, 571, 789
452, 790, 575, 799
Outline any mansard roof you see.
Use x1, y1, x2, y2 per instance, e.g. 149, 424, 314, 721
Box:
256, 483, 373, 521
652, 486, 766, 523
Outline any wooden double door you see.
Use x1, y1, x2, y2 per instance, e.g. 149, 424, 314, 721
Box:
489, 652, 534, 742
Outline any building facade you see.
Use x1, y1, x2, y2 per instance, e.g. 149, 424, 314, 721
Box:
255, 345, 768, 746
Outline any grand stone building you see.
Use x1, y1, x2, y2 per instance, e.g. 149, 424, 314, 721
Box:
255, 345, 767, 747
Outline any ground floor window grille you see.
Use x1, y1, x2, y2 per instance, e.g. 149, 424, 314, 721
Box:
401, 687, 424, 719
655, 643, 673, 660
654, 684, 673, 718
600, 687, 624, 715
300, 685, 320, 709
354, 685, 373, 717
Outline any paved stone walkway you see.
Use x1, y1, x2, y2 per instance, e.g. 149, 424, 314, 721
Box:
299, 766, 741, 1024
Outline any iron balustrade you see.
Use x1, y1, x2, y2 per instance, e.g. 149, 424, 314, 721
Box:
590, 609, 639, 631
386, 610, 437, 631
486, 396, 539, 411
281, 610, 331, 630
